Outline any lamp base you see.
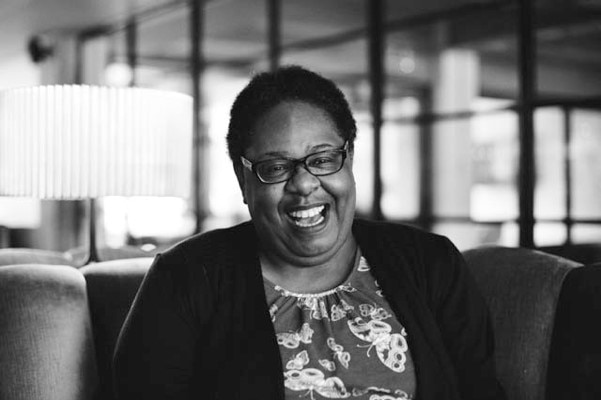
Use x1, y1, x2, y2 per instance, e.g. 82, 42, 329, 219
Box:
82, 198, 100, 265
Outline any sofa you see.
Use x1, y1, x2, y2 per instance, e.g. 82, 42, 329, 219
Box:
0, 246, 599, 400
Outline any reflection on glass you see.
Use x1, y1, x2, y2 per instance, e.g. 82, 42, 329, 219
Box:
381, 121, 419, 220
534, 222, 567, 247
572, 109, 601, 219
353, 117, 373, 216
385, 10, 518, 115
432, 221, 514, 251
572, 224, 601, 244
534, 107, 566, 219
469, 107, 518, 221
433, 118, 472, 217
203, 67, 252, 229
103, 197, 195, 247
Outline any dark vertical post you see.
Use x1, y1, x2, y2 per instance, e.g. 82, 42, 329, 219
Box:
367, 0, 384, 220
74, 37, 83, 85
190, 0, 205, 234
126, 18, 138, 87
418, 89, 433, 231
267, 0, 281, 71
518, 0, 536, 247
564, 107, 573, 244
84, 198, 100, 264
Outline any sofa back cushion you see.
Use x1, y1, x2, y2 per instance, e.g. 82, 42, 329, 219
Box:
81, 257, 153, 400
0, 248, 73, 267
462, 246, 581, 400
0, 264, 98, 400
547, 262, 601, 400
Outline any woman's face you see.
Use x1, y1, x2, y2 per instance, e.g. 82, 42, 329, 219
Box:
237, 101, 356, 267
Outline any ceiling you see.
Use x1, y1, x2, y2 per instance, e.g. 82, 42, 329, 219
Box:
1, 0, 600, 100
0, 0, 176, 60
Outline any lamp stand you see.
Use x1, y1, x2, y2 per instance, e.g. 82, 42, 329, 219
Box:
83, 198, 100, 265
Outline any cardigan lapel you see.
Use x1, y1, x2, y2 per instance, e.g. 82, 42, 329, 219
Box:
230, 222, 285, 399
353, 219, 459, 400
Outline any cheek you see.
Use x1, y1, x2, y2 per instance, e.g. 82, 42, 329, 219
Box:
246, 184, 283, 215
325, 171, 356, 208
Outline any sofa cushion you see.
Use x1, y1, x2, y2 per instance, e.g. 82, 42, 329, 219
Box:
547, 262, 601, 400
462, 246, 581, 400
0, 264, 98, 400
81, 257, 153, 400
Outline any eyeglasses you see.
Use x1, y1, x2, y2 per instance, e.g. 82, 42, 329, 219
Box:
240, 141, 349, 184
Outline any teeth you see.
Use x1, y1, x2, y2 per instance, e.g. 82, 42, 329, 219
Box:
294, 215, 325, 228
288, 205, 325, 219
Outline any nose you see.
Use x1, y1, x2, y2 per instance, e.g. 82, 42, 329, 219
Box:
285, 163, 320, 195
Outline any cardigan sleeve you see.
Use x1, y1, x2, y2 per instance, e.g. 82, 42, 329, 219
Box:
428, 237, 506, 400
113, 252, 213, 400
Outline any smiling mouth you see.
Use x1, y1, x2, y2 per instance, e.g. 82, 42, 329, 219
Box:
287, 205, 327, 228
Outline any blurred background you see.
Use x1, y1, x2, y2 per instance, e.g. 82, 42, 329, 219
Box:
0, 0, 599, 256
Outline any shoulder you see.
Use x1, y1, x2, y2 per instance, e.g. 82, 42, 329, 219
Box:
353, 218, 454, 257
353, 218, 464, 294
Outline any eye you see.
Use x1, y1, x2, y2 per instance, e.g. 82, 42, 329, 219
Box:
308, 152, 338, 168
259, 160, 292, 176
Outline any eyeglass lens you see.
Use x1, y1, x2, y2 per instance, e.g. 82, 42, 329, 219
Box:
256, 149, 345, 183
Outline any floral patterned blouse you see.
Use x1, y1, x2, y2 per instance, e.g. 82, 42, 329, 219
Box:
263, 255, 416, 400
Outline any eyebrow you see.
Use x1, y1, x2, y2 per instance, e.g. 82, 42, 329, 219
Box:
258, 143, 340, 159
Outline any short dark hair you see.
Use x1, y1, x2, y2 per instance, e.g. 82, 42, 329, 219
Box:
226, 65, 357, 165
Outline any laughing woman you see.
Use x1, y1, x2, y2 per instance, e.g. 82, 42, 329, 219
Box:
113, 66, 505, 400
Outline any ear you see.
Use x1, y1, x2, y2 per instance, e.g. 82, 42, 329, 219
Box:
234, 163, 248, 204
347, 147, 354, 166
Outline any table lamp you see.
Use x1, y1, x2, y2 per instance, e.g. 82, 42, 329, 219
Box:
0, 85, 192, 264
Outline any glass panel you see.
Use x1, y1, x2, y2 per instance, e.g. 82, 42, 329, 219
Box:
384, 5, 518, 115
534, 107, 566, 219
536, 2, 601, 100
381, 119, 419, 220
470, 108, 519, 222
432, 109, 518, 221
572, 224, 601, 244
281, 0, 365, 45
534, 222, 567, 247
432, 221, 515, 251
203, 1, 269, 229
353, 116, 374, 216
203, 67, 252, 230
432, 118, 472, 218
571, 109, 601, 219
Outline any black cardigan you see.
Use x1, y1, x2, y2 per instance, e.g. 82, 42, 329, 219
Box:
114, 219, 505, 400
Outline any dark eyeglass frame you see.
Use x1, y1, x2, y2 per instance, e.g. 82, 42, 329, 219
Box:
240, 141, 349, 184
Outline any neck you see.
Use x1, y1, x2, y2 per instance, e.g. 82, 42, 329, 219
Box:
260, 237, 358, 294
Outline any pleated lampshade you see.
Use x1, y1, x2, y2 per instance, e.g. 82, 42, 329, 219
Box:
0, 85, 192, 199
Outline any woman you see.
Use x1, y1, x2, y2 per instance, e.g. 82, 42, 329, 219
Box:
114, 66, 505, 400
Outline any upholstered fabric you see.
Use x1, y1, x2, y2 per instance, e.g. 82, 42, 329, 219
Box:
81, 257, 153, 400
67, 246, 157, 266
538, 244, 601, 265
0, 264, 98, 400
463, 246, 582, 400
0, 248, 73, 266
547, 262, 601, 400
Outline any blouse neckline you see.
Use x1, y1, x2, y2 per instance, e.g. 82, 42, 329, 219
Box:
262, 249, 363, 298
